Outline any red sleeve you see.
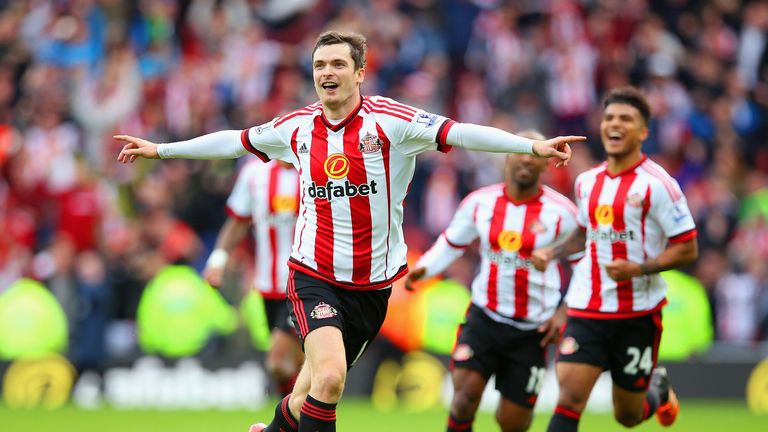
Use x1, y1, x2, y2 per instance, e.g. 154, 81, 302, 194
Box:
444, 235, 471, 249
225, 206, 251, 221
668, 229, 697, 244
241, 129, 270, 162
435, 119, 456, 153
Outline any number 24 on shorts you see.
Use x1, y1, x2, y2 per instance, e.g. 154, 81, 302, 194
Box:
624, 346, 653, 375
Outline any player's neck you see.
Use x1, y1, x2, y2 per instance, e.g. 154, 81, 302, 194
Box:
505, 183, 541, 204
322, 93, 362, 121
607, 151, 644, 175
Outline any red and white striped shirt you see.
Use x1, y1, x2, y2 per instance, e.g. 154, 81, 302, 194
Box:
226, 160, 299, 299
240, 96, 455, 290
416, 184, 579, 327
566, 155, 697, 318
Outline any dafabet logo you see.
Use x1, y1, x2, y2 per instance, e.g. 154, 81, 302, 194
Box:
589, 203, 636, 243
272, 195, 298, 213
595, 204, 614, 225
497, 230, 523, 252
308, 154, 378, 201
324, 154, 350, 179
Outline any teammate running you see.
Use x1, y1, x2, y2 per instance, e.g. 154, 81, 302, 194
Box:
536, 87, 697, 431
203, 159, 303, 397
407, 130, 581, 432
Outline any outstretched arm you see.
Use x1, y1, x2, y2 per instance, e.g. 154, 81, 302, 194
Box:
445, 123, 585, 167
116, 130, 247, 163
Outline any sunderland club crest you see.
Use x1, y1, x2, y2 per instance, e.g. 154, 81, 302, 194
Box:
358, 132, 383, 154
529, 220, 548, 234
453, 344, 474, 361
310, 302, 338, 320
626, 193, 645, 208
559, 336, 579, 355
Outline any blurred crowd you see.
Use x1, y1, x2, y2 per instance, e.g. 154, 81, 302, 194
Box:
1, 0, 768, 372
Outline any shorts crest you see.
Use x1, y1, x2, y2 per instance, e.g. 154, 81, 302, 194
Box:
453, 344, 474, 361
310, 301, 338, 320
559, 336, 579, 355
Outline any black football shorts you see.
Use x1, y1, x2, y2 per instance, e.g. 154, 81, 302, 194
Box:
556, 312, 663, 392
262, 298, 295, 334
452, 304, 547, 408
286, 269, 391, 368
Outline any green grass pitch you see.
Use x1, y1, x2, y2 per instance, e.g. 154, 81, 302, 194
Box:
0, 399, 763, 432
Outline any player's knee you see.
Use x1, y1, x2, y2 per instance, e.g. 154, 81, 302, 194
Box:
264, 359, 279, 377
271, 369, 294, 385
613, 409, 643, 428
496, 410, 531, 432
452, 388, 483, 417
312, 367, 346, 398
557, 386, 589, 410
267, 355, 298, 382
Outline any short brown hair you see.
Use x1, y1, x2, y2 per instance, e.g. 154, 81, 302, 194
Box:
313, 31, 367, 70
602, 86, 651, 124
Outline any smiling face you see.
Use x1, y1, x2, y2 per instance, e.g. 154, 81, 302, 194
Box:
312, 43, 365, 116
600, 102, 649, 159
